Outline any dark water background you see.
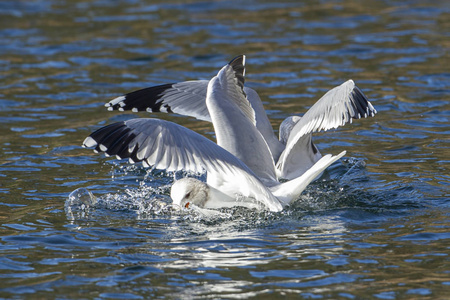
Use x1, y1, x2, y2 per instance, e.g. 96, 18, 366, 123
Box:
0, 0, 449, 299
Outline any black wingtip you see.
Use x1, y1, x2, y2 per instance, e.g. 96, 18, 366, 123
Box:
228, 55, 246, 90
106, 83, 176, 112
350, 86, 377, 119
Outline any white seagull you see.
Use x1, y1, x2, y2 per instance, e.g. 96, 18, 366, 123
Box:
105, 56, 376, 180
83, 56, 346, 212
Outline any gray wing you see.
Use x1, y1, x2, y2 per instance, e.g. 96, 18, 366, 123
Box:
105, 80, 211, 121
277, 80, 376, 175
286, 80, 376, 141
245, 88, 285, 161
83, 118, 237, 173
104, 55, 245, 122
104, 59, 283, 161
206, 56, 278, 186
82, 118, 283, 212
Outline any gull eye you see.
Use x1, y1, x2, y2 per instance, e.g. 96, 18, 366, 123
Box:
185, 191, 191, 199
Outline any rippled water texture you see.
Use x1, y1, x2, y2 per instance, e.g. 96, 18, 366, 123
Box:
1, 0, 449, 299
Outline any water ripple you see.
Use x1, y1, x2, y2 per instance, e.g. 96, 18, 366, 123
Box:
0, 0, 448, 298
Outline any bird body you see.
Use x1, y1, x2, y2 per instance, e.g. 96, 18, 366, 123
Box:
106, 68, 375, 181
85, 55, 373, 212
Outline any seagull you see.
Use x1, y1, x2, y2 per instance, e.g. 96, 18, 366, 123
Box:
105, 56, 376, 180
83, 56, 346, 212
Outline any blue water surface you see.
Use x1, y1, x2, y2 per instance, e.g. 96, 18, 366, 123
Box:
0, 0, 449, 298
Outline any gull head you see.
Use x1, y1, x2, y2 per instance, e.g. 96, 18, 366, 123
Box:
170, 178, 209, 209
279, 115, 302, 144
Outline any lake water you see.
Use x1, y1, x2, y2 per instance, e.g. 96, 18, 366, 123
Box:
1, 0, 449, 298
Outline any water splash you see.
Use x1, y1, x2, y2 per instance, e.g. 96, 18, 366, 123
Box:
65, 187, 98, 220
66, 156, 423, 226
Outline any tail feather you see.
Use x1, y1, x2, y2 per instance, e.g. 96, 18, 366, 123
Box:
270, 151, 346, 207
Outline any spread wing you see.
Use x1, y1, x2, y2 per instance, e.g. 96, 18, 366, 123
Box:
277, 80, 376, 175
105, 80, 211, 121
104, 55, 245, 122
82, 118, 283, 212
206, 56, 278, 186
104, 58, 283, 161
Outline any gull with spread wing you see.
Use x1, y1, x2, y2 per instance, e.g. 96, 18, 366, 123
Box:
83, 56, 346, 212
105, 56, 376, 180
